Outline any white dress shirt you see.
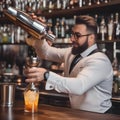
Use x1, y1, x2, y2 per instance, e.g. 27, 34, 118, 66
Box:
34, 40, 113, 113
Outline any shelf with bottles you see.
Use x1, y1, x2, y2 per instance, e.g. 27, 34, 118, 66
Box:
0, 1, 119, 44
96, 39, 120, 44
40, 0, 120, 18
46, 12, 120, 45
112, 57, 120, 96
53, 39, 120, 45
0, 0, 120, 74
41, 1, 120, 46
0, 24, 29, 44
0, 0, 119, 21
0, 45, 41, 84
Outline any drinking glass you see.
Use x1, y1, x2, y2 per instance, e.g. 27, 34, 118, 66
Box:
24, 56, 40, 113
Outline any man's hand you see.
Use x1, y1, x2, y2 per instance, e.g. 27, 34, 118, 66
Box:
30, 13, 46, 22
25, 13, 46, 47
24, 67, 47, 83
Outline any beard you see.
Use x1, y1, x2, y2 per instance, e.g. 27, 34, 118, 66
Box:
72, 37, 89, 55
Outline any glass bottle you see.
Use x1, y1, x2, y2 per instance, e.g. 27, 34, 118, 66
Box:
94, 14, 100, 40
96, 0, 101, 5
2, 25, 8, 43
112, 57, 119, 96
114, 13, 120, 40
107, 14, 114, 41
54, 22, 59, 38
88, 0, 92, 6
56, 0, 61, 9
100, 16, 107, 41
82, 0, 86, 6
48, 0, 53, 13
61, 18, 66, 38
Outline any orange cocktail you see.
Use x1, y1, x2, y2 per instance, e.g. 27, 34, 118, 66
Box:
24, 90, 39, 113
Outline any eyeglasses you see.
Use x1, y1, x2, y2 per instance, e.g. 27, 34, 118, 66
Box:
71, 31, 92, 39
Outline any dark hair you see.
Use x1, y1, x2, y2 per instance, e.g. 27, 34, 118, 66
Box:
76, 15, 97, 35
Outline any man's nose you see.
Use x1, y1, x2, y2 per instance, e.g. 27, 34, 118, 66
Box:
70, 35, 75, 42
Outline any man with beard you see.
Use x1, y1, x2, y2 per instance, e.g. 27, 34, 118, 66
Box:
24, 15, 113, 113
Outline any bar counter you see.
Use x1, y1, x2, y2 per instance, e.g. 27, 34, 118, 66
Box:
0, 100, 120, 120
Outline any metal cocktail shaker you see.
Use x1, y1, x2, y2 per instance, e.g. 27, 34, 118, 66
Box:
4, 7, 56, 43
0, 83, 16, 107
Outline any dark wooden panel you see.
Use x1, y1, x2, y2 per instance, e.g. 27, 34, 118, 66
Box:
0, 100, 120, 120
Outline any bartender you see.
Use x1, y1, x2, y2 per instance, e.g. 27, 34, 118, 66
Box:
24, 15, 113, 113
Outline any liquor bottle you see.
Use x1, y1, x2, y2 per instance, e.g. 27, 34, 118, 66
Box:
48, 0, 53, 13
107, 14, 114, 40
7, 25, 12, 43
114, 13, 120, 40
96, 0, 101, 5
104, 0, 109, 3
64, 19, 70, 43
82, 0, 86, 6
62, 0, 68, 9
94, 14, 100, 39
2, 25, 8, 43
54, 23, 59, 38
88, 0, 92, 6
47, 19, 52, 32
58, 19, 61, 38
69, 0, 74, 9
54, 18, 61, 38
56, 0, 61, 9
68, 0, 79, 8
79, 0, 82, 7
112, 58, 119, 96
73, 0, 79, 7
112, 57, 118, 76
61, 18, 66, 38
99, 16, 107, 41
42, 0, 47, 9
35, 0, 42, 15
102, 0, 111, 3
19, 29, 25, 43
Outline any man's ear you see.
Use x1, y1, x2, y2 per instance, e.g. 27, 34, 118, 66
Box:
90, 34, 95, 40
88, 34, 95, 45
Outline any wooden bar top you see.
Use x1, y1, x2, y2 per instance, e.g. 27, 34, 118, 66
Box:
0, 101, 120, 120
